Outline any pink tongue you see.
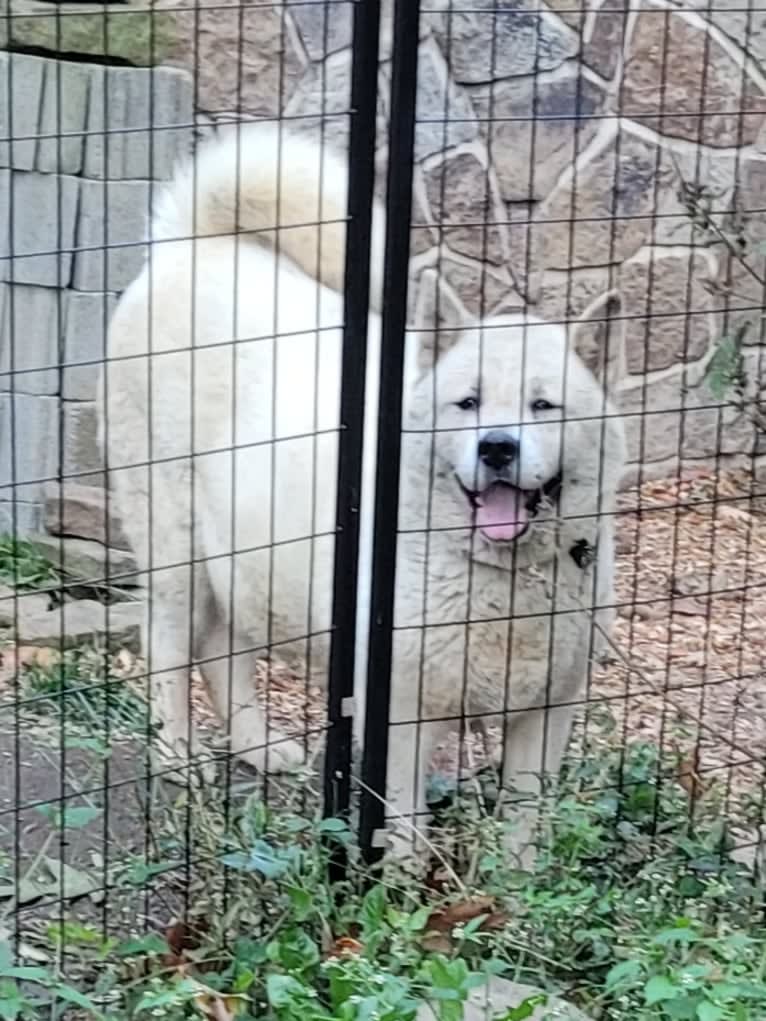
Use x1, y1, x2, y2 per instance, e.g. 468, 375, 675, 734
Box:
475, 484, 529, 541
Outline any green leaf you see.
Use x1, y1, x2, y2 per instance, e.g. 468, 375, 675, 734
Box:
266, 973, 307, 1008
115, 934, 169, 958
606, 959, 643, 989
705, 333, 744, 400
318, 817, 348, 834
498, 995, 548, 1021
697, 1003, 725, 1021
645, 975, 678, 1005
35, 804, 101, 830
53, 983, 103, 1017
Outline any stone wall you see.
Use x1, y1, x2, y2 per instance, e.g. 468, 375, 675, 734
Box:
0, 49, 193, 547
2, 0, 765, 562
154, 0, 765, 487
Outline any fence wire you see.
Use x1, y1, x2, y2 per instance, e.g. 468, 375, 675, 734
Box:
0, 0, 765, 1017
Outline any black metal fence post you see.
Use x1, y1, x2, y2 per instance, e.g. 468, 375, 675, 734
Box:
358, 0, 422, 865
323, 0, 383, 854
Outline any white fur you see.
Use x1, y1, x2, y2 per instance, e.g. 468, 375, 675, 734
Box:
100, 124, 626, 863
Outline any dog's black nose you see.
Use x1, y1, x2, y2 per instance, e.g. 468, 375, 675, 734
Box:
478, 430, 519, 471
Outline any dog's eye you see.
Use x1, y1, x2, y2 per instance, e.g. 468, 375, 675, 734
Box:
531, 398, 556, 412
456, 396, 479, 411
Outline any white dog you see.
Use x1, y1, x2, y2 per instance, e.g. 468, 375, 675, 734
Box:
100, 123, 625, 860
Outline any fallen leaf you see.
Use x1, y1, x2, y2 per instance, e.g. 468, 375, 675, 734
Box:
426, 895, 496, 933
675, 755, 707, 801
325, 936, 363, 960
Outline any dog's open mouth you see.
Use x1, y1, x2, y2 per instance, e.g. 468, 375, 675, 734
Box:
458, 473, 562, 544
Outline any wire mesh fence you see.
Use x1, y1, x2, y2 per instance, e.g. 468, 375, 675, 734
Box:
0, 0, 765, 1017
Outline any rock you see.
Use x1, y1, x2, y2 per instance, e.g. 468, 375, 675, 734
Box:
428, 0, 578, 84
29, 535, 139, 588
0, 284, 63, 396
0, 393, 59, 504
622, 10, 766, 147
283, 49, 368, 153
0, 1, 178, 66
84, 65, 193, 181
36, 59, 90, 175
7, 172, 79, 288
162, 0, 307, 117
0, 52, 45, 171
1, 595, 141, 651
617, 351, 759, 464
416, 977, 592, 1020
287, 0, 352, 60
538, 267, 613, 322
619, 247, 718, 374
61, 402, 104, 489
581, 0, 628, 79
468, 69, 606, 202
43, 482, 131, 551
72, 178, 149, 293
438, 256, 521, 319
414, 37, 479, 161
62, 292, 118, 401
523, 126, 659, 278
422, 145, 510, 266
702, 0, 766, 69
542, 0, 585, 32
0, 584, 49, 625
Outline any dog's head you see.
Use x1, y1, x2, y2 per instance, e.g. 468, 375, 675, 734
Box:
404, 290, 626, 550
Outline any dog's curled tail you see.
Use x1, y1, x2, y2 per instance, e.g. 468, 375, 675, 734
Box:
152, 122, 383, 309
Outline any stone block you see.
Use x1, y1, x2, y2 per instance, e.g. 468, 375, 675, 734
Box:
62, 291, 116, 400
0, 284, 64, 396
581, 0, 628, 80
36, 59, 91, 175
0, 392, 59, 504
73, 178, 149, 292
0, 52, 45, 170
287, 0, 352, 60
61, 400, 104, 487
0, 589, 141, 652
416, 977, 591, 1020
283, 49, 354, 152
7, 171, 79, 287
84, 65, 193, 181
422, 145, 510, 266
619, 364, 757, 464
426, 0, 578, 84
522, 126, 659, 280
0, 6, 178, 66
30, 534, 139, 587
622, 9, 766, 147
414, 37, 479, 161
619, 248, 718, 374
43, 480, 131, 551
0, 500, 41, 536
468, 69, 606, 202
163, 0, 307, 117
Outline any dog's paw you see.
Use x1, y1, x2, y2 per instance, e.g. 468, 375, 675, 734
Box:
150, 733, 216, 788
237, 734, 309, 774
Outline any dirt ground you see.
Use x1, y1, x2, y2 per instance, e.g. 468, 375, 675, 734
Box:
0, 464, 764, 902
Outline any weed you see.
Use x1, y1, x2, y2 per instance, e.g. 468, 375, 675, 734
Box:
20, 645, 150, 736
4, 721, 762, 1020
0, 535, 59, 591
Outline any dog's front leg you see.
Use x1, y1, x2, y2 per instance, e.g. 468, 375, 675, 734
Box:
500, 703, 577, 869
383, 719, 452, 865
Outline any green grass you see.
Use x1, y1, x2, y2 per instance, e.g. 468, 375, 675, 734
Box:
0, 535, 60, 591
2, 719, 763, 1020
19, 644, 150, 736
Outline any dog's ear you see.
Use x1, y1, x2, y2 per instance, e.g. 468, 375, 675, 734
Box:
410, 268, 472, 372
570, 289, 624, 393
